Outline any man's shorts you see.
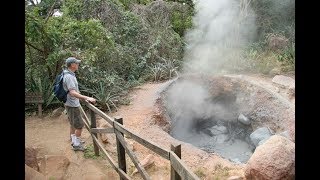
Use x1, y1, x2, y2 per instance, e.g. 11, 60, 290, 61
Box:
65, 106, 84, 129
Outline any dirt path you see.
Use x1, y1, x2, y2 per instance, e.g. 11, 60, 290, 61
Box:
25, 74, 294, 179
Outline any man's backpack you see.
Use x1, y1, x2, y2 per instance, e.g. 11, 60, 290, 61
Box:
53, 71, 69, 103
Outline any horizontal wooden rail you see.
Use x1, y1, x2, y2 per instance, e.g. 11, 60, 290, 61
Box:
84, 101, 114, 124
91, 127, 114, 134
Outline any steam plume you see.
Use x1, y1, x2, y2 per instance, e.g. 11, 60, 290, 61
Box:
182, 0, 256, 74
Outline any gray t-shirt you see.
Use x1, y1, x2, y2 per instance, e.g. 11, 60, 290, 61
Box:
63, 69, 80, 107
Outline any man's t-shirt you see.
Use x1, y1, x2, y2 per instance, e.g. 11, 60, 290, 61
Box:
63, 69, 80, 107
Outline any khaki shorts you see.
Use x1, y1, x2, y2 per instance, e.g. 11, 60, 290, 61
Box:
65, 106, 84, 129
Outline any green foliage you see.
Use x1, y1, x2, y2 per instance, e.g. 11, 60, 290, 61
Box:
77, 66, 126, 112
276, 42, 295, 71
251, 0, 295, 42
170, 7, 193, 37
194, 167, 206, 178
83, 144, 98, 159
62, 0, 84, 20
212, 164, 230, 180
25, 74, 62, 109
148, 58, 179, 81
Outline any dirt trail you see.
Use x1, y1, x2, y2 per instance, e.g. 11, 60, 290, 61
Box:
25, 111, 119, 179
25, 74, 294, 179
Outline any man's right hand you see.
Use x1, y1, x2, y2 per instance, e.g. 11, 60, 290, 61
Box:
86, 97, 96, 104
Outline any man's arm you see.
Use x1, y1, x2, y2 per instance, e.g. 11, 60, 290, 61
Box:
69, 89, 96, 104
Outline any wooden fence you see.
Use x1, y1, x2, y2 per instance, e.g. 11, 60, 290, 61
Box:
80, 100, 200, 180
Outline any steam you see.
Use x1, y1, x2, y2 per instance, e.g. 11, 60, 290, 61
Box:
164, 0, 294, 152
182, 0, 256, 74
166, 79, 237, 139
166, 0, 257, 138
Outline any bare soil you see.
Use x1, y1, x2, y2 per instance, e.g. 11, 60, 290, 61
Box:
25, 73, 295, 179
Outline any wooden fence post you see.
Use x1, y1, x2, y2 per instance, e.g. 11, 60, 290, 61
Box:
38, 103, 42, 118
171, 144, 182, 180
115, 117, 126, 180
90, 109, 99, 156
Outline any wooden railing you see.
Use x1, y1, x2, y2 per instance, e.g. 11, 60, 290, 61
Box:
25, 92, 44, 117
80, 100, 200, 180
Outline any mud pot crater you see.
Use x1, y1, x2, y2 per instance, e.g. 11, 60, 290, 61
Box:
154, 74, 294, 164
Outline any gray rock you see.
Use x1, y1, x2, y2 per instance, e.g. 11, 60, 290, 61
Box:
209, 125, 228, 135
279, 131, 290, 139
257, 138, 268, 146
238, 113, 251, 125
250, 127, 272, 146
272, 75, 295, 89
227, 176, 243, 180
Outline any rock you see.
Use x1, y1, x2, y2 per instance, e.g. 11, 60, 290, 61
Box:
132, 154, 155, 175
257, 138, 268, 146
279, 131, 290, 139
39, 155, 70, 179
209, 125, 228, 135
215, 134, 230, 143
245, 135, 295, 180
128, 141, 137, 152
25, 146, 39, 171
25, 164, 46, 180
250, 127, 272, 147
272, 75, 295, 89
227, 176, 243, 180
267, 34, 289, 50
238, 114, 251, 125
269, 67, 281, 76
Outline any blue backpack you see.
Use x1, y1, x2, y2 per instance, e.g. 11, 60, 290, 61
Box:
53, 71, 69, 103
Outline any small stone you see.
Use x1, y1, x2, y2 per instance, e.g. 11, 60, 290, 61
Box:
227, 176, 243, 180
238, 113, 251, 125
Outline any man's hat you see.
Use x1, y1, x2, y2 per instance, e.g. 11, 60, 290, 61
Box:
66, 57, 81, 66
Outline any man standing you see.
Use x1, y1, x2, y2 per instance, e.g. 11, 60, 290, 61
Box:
63, 57, 96, 151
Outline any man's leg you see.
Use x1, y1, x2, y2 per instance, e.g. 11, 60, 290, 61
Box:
66, 106, 76, 144
72, 107, 85, 150
75, 128, 82, 137
70, 126, 76, 145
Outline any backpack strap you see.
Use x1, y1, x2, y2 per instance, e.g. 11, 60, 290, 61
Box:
61, 70, 70, 94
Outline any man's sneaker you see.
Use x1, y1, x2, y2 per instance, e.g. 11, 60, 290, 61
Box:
71, 139, 85, 146
72, 144, 85, 151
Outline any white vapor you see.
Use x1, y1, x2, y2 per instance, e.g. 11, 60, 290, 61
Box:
182, 0, 256, 74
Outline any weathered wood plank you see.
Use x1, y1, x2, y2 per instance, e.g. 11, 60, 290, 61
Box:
90, 109, 99, 156
114, 122, 170, 160
90, 127, 114, 134
171, 144, 181, 180
115, 117, 127, 180
169, 152, 200, 180
25, 92, 44, 117
79, 105, 91, 131
25, 93, 44, 103
84, 101, 114, 124
115, 130, 151, 180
